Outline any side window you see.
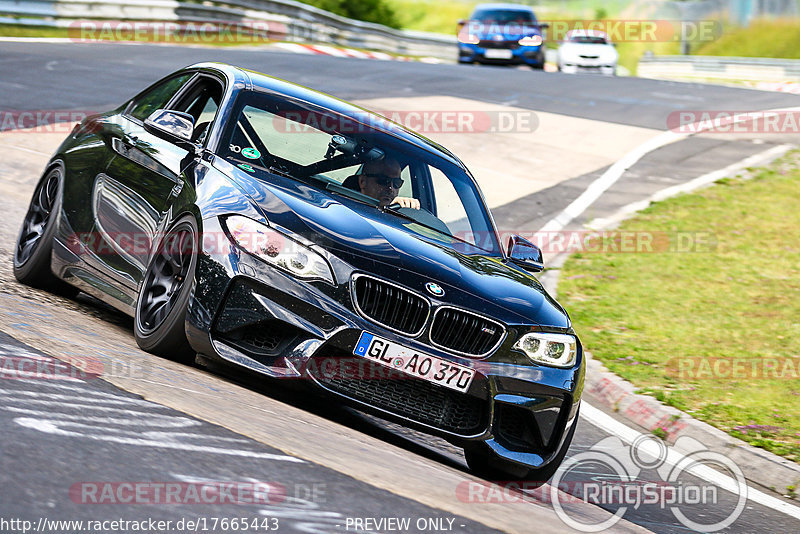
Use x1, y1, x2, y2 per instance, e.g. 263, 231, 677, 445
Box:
170, 76, 224, 142
127, 74, 193, 122
430, 166, 475, 244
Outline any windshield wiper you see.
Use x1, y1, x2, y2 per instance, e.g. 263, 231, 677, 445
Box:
268, 165, 293, 178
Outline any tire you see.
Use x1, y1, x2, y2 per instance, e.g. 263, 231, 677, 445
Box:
134, 215, 198, 362
13, 166, 79, 297
465, 406, 580, 484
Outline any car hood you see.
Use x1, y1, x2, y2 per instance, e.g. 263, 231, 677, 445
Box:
466, 21, 542, 42
559, 42, 617, 60
236, 171, 569, 328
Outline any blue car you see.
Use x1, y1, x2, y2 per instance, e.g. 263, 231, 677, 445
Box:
457, 3, 547, 69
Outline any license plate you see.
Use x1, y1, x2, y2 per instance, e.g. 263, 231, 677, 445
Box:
484, 49, 512, 59
353, 332, 475, 393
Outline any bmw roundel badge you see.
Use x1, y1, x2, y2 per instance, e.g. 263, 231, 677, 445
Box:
425, 282, 445, 297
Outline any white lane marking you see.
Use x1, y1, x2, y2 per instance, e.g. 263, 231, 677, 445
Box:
539, 106, 800, 234
13, 418, 248, 442
6, 407, 201, 427
0, 398, 176, 413
14, 417, 304, 461
0, 353, 304, 463
0, 388, 158, 405
0, 37, 77, 43
586, 144, 794, 230
581, 403, 800, 521
23, 381, 156, 399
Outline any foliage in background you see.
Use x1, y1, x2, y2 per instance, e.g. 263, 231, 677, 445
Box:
560, 151, 800, 463
694, 18, 800, 59
389, 0, 476, 34
303, 0, 402, 29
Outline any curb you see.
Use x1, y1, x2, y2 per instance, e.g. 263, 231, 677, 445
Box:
584, 353, 800, 496
269, 42, 444, 63
545, 145, 800, 498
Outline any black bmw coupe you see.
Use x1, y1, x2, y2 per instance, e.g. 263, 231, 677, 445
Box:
14, 63, 583, 481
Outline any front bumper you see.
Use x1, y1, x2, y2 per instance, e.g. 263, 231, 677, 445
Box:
559, 61, 616, 75
186, 218, 584, 471
459, 44, 544, 67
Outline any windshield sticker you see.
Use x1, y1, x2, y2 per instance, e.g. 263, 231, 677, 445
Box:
237, 163, 255, 172
242, 147, 261, 159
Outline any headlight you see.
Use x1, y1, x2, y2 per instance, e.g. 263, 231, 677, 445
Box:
518, 35, 543, 46
513, 332, 577, 367
458, 29, 479, 44
223, 215, 334, 284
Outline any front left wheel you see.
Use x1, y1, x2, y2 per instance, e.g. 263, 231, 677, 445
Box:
134, 215, 198, 361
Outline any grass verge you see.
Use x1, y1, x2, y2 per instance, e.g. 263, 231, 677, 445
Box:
694, 18, 800, 59
560, 150, 800, 463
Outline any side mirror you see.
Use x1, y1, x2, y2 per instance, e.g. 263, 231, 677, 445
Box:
144, 109, 196, 149
538, 22, 550, 29
457, 19, 466, 27
507, 235, 544, 272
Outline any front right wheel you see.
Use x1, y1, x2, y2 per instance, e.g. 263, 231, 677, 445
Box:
465, 406, 580, 485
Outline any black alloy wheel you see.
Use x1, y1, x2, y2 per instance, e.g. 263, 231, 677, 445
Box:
13, 166, 78, 296
134, 216, 198, 360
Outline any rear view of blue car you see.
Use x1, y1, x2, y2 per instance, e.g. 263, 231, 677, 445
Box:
457, 3, 548, 69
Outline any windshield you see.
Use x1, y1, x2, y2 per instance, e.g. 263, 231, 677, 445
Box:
218, 90, 502, 255
472, 9, 534, 24
570, 36, 608, 44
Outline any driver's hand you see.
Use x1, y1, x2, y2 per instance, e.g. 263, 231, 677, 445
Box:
393, 196, 420, 210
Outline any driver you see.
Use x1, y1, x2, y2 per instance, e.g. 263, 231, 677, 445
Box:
357, 158, 420, 210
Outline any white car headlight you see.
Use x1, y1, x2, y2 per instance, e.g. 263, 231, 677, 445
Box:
224, 215, 334, 284
513, 332, 577, 367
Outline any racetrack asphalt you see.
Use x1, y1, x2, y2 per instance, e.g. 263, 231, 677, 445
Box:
1, 41, 799, 534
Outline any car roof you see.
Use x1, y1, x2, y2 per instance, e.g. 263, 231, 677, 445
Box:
473, 3, 535, 12
565, 29, 610, 40
182, 62, 465, 169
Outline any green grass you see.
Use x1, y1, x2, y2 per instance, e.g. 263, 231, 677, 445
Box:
695, 18, 800, 59
0, 23, 70, 38
388, 0, 476, 34
560, 151, 800, 463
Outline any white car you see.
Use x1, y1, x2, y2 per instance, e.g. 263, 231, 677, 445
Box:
557, 29, 618, 75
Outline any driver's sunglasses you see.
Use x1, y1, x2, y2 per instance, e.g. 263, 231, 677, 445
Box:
366, 174, 404, 189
